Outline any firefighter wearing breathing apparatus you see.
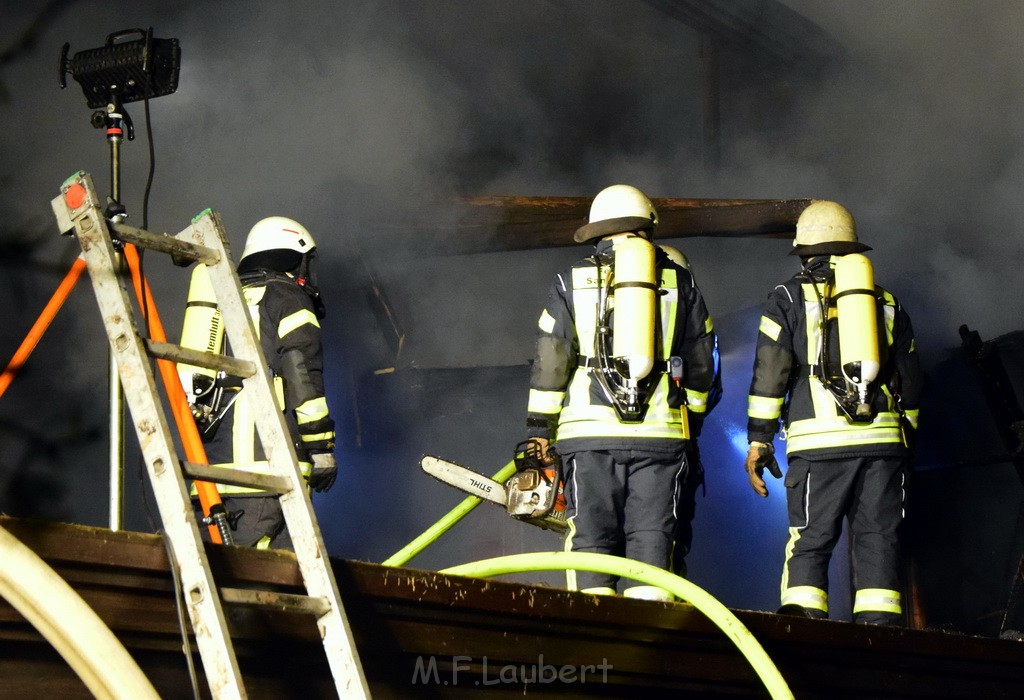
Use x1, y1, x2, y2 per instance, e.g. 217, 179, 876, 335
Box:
178, 216, 337, 549
744, 200, 922, 625
526, 185, 717, 601
660, 246, 723, 578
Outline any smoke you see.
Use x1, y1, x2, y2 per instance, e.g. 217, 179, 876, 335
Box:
756, 1, 1024, 354
1, 0, 1022, 614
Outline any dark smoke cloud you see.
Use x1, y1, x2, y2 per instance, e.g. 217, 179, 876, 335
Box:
764, 1, 1024, 354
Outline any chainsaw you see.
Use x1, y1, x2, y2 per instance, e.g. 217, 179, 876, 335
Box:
421, 440, 567, 533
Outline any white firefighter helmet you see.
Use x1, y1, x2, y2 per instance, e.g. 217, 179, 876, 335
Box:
659, 245, 691, 272
574, 184, 659, 243
238, 216, 317, 272
791, 200, 871, 256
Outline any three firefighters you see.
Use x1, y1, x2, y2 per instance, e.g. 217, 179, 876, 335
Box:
177, 189, 921, 625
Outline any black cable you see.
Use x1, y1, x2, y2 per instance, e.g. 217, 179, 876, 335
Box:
136, 93, 198, 696
137, 433, 202, 697
160, 529, 203, 699
136, 96, 156, 337
133, 96, 161, 535
143, 97, 155, 230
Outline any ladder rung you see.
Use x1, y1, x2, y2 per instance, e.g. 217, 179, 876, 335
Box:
220, 587, 332, 617
182, 462, 294, 494
112, 222, 220, 265
145, 340, 256, 378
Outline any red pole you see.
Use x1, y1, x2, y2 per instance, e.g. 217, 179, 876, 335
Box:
0, 257, 87, 400
121, 244, 226, 544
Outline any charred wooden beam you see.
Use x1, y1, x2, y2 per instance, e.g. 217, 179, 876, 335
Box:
384, 197, 811, 256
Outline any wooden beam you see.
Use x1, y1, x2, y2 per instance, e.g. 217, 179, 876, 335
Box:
383, 197, 811, 256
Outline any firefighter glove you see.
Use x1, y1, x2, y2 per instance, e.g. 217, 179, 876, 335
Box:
745, 441, 781, 498
308, 452, 338, 493
519, 437, 555, 467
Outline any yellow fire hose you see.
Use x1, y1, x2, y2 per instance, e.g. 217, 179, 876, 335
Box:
441, 552, 793, 700
382, 460, 518, 567
384, 463, 792, 698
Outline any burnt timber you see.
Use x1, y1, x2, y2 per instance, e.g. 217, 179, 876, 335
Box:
384, 197, 810, 256
2, 517, 1023, 698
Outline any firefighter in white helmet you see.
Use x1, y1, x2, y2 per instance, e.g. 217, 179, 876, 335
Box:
180, 216, 337, 549
659, 246, 723, 578
525, 185, 717, 600
744, 200, 922, 624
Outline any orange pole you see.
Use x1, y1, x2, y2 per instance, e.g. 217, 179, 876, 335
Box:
0, 258, 87, 400
121, 244, 226, 543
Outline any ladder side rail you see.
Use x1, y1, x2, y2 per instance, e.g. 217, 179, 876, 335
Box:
58, 174, 247, 700
190, 212, 371, 698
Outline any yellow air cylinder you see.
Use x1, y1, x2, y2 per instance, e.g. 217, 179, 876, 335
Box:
834, 254, 879, 395
611, 236, 656, 380
177, 264, 224, 397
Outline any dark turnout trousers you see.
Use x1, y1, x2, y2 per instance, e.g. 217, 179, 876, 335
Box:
562, 448, 688, 593
194, 495, 293, 550
782, 454, 904, 624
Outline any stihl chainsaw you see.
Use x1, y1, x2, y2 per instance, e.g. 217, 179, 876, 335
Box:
421, 440, 567, 533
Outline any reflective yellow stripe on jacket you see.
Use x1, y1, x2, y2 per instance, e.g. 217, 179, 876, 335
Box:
556, 372, 691, 441
279, 308, 319, 338
528, 388, 565, 417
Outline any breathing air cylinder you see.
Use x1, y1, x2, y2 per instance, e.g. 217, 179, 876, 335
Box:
177, 264, 224, 403
611, 235, 656, 380
834, 253, 879, 417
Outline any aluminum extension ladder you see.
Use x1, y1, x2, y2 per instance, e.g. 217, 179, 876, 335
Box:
51, 171, 369, 699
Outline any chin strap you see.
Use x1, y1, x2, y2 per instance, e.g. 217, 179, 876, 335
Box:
295, 251, 326, 319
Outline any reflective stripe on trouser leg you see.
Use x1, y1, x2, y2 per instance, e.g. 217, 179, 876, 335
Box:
670, 457, 699, 577
781, 457, 860, 614
563, 455, 578, 591
564, 508, 578, 591
780, 585, 828, 613
853, 588, 902, 615
562, 452, 625, 591
580, 587, 616, 596
849, 457, 905, 622
624, 585, 674, 602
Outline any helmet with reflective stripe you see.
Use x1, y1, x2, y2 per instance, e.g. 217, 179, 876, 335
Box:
574, 185, 659, 243
791, 200, 871, 256
238, 216, 317, 273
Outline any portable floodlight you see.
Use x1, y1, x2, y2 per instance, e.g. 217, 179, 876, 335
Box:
59, 28, 180, 108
